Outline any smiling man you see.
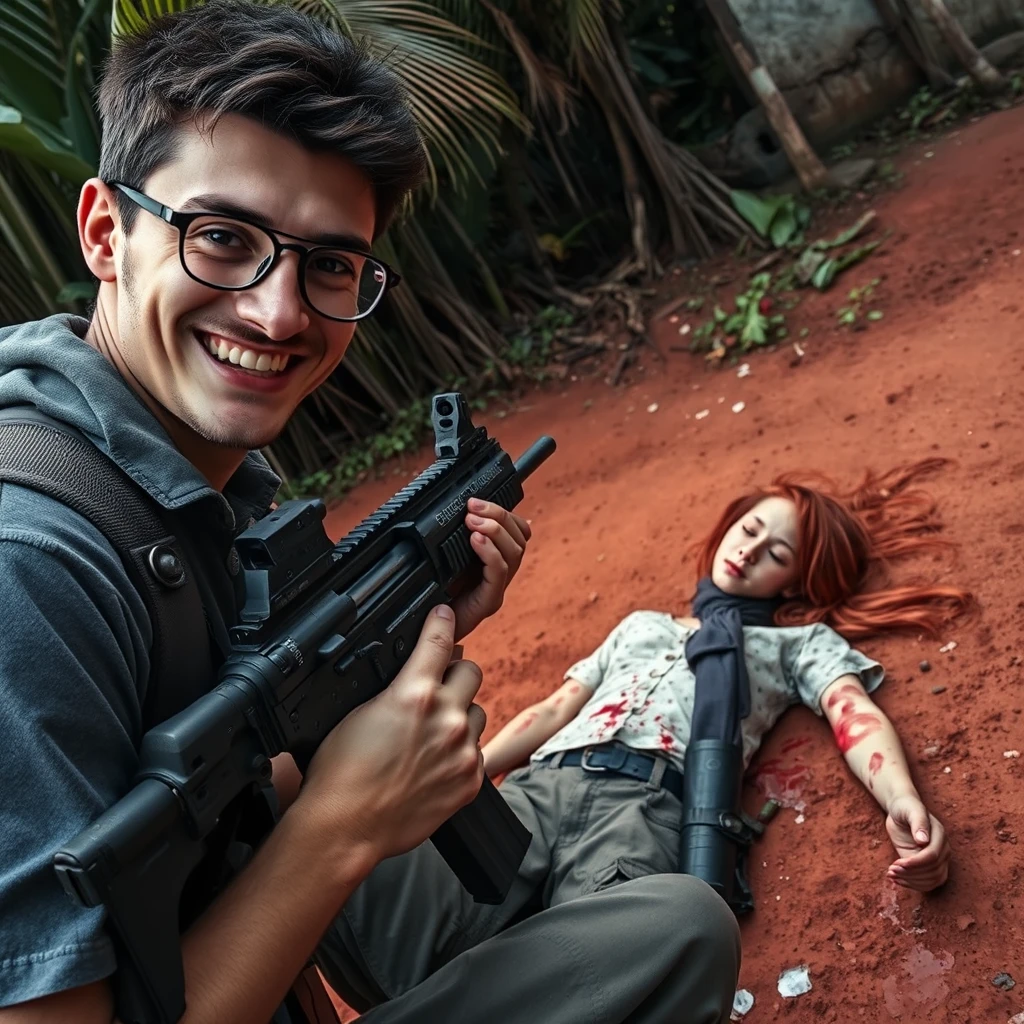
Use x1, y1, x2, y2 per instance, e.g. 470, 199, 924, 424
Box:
0, 3, 739, 1023
0, 2, 531, 1021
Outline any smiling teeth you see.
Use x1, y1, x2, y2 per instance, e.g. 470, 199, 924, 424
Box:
205, 335, 289, 373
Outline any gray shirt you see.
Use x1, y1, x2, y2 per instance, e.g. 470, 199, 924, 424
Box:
0, 315, 279, 1007
531, 611, 884, 772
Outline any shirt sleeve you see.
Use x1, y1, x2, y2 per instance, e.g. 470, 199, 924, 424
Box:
562, 611, 644, 690
787, 622, 884, 715
0, 513, 150, 1006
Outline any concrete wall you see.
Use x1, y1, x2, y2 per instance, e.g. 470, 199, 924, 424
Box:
729, 0, 1024, 145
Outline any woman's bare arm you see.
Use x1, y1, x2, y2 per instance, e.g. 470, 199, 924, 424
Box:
819, 674, 951, 892
482, 678, 593, 777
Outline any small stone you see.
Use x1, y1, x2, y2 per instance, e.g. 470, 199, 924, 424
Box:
731, 988, 755, 1020
732, 401, 746, 414
1004, 750, 1021, 758
647, 403, 659, 413
778, 965, 812, 998
919, 660, 932, 673
669, 314, 679, 323
939, 641, 958, 653
695, 409, 710, 420
956, 914, 976, 931
992, 972, 1016, 991
737, 363, 751, 378
678, 323, 691, 335
943, 766, 952, 774
931, 685, 947, 695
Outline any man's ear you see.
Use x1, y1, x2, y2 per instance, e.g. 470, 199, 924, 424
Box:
78, 179, 120, 283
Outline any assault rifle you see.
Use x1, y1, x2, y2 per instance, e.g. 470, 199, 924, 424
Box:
53, 393, 555, 1024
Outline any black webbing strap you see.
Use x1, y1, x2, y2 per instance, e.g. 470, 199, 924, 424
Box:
0, 408, 213, 729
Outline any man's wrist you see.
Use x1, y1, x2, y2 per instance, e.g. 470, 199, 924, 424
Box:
282, 793, 380, 895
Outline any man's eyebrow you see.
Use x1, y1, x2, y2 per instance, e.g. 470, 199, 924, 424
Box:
181, 194, 372, 250
753, 515, 796, 552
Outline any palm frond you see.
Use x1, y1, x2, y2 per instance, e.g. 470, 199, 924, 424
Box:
291, 0, 528, 193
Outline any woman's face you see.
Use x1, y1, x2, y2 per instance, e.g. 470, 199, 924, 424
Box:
711, 496, 801, 599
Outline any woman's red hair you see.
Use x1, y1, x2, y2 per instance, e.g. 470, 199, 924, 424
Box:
691, 459, 974, 642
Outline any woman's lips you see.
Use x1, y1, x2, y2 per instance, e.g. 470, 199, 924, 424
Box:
724, 559, 745, 579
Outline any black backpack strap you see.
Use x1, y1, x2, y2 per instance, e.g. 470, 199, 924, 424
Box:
0, 407, 213, 729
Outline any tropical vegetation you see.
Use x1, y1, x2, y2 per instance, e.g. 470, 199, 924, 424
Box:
0, 0, 753, 482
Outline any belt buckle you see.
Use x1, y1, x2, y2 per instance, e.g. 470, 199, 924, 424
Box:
580, 746, 608, 772
580, 743, 629, 773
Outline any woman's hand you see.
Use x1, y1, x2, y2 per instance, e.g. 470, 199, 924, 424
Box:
885, 794, 951, 892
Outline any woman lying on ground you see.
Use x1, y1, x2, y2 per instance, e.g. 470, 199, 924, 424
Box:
315, 459, 972, 1024
481, 459, 973, 899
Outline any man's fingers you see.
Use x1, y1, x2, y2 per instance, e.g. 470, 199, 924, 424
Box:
441, 657, 484, 709
400, 605, 457, 683
466, 512, 524, 576
467, 702, 487, 744
467, 533, 509, 612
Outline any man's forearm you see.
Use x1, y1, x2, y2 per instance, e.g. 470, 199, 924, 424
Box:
178, 802, 374, 1024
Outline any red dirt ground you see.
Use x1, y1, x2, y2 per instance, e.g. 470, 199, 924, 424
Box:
323, 106, 1024, 1023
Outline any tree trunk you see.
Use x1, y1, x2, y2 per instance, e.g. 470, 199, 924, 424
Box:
704, 0, 830, 192
872, 0, 955, 89
917, 0, 1007, 94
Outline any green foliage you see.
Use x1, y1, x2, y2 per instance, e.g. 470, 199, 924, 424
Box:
279, 397, 437, 501
730, 190, 811, 249
791, 211, 882, 291
504, 305, 574, 370
692, 272, 786, 361
835, 278, 882, 328
624, 0, 737, 145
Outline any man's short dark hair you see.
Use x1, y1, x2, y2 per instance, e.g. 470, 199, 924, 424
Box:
97, 0, 426, 237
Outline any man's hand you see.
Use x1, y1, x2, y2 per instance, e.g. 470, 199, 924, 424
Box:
453, 497, 532, 640
293, 604, 486, 863
886, 794, 951, 892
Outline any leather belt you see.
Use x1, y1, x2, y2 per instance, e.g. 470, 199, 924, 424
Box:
542, 743, 684, 802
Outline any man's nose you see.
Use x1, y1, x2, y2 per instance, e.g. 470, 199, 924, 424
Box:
235, 251, 310, 340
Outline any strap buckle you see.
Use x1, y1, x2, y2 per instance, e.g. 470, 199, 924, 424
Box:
580, 744, 629, 773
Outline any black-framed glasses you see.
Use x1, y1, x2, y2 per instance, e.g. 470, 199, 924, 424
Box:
110, 182, 400, 322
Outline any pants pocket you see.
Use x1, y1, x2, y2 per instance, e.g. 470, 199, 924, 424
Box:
589, 855, 665, 894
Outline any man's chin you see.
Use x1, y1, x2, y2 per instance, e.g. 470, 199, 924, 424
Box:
190, 416, 286, 453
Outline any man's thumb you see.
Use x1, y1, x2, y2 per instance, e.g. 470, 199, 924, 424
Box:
404, 604, 456, 678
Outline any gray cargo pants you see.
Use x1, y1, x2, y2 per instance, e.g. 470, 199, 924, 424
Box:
315, 756, 741, 1023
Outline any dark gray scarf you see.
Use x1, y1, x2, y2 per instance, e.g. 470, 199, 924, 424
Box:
684, 578, 782, 748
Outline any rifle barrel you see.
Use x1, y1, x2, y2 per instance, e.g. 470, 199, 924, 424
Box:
513, 436, 556, 481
